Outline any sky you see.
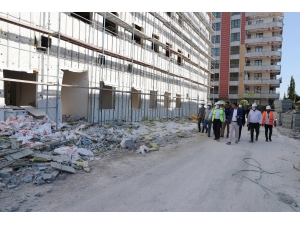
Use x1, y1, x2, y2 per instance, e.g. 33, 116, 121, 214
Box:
279, 12, 300, 99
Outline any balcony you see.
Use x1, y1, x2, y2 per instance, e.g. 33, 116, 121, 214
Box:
244, 63, 281, 72
245, 12, 284, 19
210, 93, 219, 99
245, 17, 283, 31
243, 77, 282, 86
245, 36, 282, 45
229, 81, 239, 86
228, 94, 239, 99
210, 80, 220, 86
245, 49, 282, 58
243, 91, 280, 99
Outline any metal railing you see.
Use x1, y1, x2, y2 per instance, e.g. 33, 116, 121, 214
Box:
246, 34, 282, 39
245, 63, 281, 66
246, 49, 281, 53
247, 17, 283, 25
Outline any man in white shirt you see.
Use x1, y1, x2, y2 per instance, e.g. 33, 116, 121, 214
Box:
226, 102, 243, 145
247, 103, 262, 142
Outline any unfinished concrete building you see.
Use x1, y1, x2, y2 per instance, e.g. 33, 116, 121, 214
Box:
0, 12, 214, 124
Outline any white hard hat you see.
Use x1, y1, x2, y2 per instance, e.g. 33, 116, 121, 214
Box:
252, 103, 257, 107
200, 102, 205, 105
266, 105, 271, 110
207, 102, 212, 106
216, 101, 222, 105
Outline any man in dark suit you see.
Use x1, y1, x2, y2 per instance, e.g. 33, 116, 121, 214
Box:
226, 102, 243, 145
238, 103, 246, 142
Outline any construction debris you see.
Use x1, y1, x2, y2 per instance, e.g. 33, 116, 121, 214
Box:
0, 114, 197, 191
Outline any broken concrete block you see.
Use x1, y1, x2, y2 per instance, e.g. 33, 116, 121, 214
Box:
4, 149, 34, 161
52, 170, 60, 179
23, 175, 32, 183
51, 162, 76, 174
124, 140, 137, 150
42, 173, 53, 180
7, 184, 18, 189
0, 172, 11, 179
34, 176, 45, 185
0, 182, 6, 188
51, 154, 71, 162
10, 206, 19, 212
35, 192, 43, 197
59, 173, 66, 180
38, 167, 46, 171
3, 178, 10, 185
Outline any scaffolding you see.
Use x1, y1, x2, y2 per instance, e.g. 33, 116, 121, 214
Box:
0, 12, 214, 125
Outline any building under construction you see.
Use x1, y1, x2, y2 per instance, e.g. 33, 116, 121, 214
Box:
0, 12, 214, 125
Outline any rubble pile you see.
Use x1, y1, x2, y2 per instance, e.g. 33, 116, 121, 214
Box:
0, 115, 197, 192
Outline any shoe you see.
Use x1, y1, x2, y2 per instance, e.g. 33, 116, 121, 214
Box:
238, 139, 240, 142
255, 138, 258, 141
217, 139, 220, 141
269, 138, 272, 142
214, 138, 217, 140
226, 142, 231, 145
266, 139, 269, 142
220, 135, 224, 137
208, 135, 210, 137
226, 135, 229, 138
249, 140, 253, 143
235, 141, 238, 144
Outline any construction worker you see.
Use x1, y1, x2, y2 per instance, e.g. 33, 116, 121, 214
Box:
208, 101, 226, 141
221, 101, 231, 138
226, 102, 243, 145
247, 103, 262, 143
202, 102, 213, 137
197, 102, 206, 132
262, 105, 276, 142
238, 103, 246, 142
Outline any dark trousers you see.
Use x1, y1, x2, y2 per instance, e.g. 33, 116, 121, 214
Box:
239, 125, 243, 140
213, 119, 222, 139
265, 124, 273, 140
249, 122, 260, 141
198, 117, 203, 131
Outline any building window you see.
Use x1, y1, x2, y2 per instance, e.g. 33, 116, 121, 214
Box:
255, 60, 262, 66
231, 19, 241, 29
213, 12, 221, 18
230, 46, 240, 55
177, 49, 182, 65
132, 24, 143, 45
211, 86, 219, 94
231, 12, 241, 16
71, 12, 92, 24
256, 33, 263, 38
211, 60, 219, 69
230, 59, 239, 68
211, 73, 219, 81
230, 73, 239, 81
149, 91, 157, 109
213, 23, 221, 31
152, 34, 160, 53
254, 99, 261, 105
176, 94, 181, 108
254, 86, 261, 93
254, 73, 262, 80
212, 35, 220, 43
255, 46, 263, 52
165, 42, 172, 57
231, 32, 240, 42
229, 86, 239, 94
211, 48, 220, 56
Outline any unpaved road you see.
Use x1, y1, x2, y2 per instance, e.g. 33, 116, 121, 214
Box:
1, 126, 300, 212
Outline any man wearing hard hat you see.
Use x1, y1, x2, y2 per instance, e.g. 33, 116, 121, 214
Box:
247, 103, 262, 142
197, 102, 206, 132
202, 102, 213, 137
262, 105, 276, 142
208, 101, 226, 141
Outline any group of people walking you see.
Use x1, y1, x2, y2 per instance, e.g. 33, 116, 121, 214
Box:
197, 101, 276, 144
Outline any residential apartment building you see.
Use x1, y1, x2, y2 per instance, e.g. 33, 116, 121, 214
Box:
0, 12, 213, 124
210, 12, 283, 106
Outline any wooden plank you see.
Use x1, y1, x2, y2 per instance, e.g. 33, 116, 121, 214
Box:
20, 106, 46, 118
0, 160, 16, 169
51, 162, 76, 174
4, 149, 34, 161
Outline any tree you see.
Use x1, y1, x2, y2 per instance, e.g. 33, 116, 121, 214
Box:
283, 92, 287, 99
287, 76, 297, 103
240, 99, 249, 106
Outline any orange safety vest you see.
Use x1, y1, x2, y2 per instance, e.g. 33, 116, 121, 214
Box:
262, 111, 274, 125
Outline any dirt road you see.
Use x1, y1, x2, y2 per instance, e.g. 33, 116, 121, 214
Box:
1, 126, 300, 212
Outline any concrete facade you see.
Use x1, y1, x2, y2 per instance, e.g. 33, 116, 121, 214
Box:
0, 12, 214, 123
